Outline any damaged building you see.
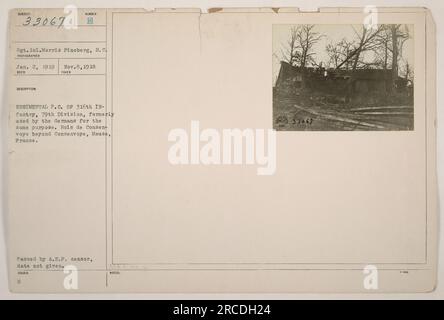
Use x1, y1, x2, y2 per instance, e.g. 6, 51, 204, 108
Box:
274, 61, 413, 105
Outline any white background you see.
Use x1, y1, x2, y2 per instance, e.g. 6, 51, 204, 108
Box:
0, 0, 442, 300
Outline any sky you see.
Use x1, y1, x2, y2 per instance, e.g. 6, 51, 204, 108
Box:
272, 24, 414, 84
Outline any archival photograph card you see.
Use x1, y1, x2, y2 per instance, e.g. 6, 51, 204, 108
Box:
7, 7, 437, 293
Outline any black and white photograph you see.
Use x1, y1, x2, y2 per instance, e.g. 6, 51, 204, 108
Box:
273, 24, 414, 131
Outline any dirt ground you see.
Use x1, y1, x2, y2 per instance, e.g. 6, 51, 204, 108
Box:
273, 96, 414, 131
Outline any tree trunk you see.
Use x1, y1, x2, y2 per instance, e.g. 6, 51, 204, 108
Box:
391, 25, 399, 90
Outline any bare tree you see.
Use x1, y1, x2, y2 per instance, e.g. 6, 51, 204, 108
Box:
278, 26, 299, 66
326, 38, 354, 69
371, 24, 410, 73
401, 61, 414, 82
280, 25, 323, 69
390, 24, 410, 88
298, 25, 323, 68
335, 25, 385, 71
373, 26, 393, 70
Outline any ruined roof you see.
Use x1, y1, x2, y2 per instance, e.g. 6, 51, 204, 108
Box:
280, 61, 395, 81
